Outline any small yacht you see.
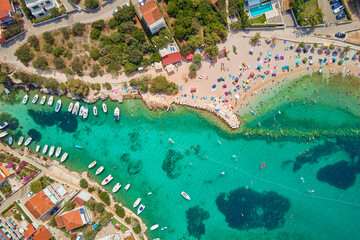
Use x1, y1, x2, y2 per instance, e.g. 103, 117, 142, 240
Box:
49, 146, 55, 157
18, 136, 24, 145
36, 145, 40, 152
32, 94, 39, 104
88, 161, 97, 169
114, 107, 120, 120
133, 198, 141, 208
68, 102, 74, 112
0, 131, 8, 138
79, 106, 85, 116
137, 204, 145, 215
55, 100, 62, 112
40, 95, 46, 105
42, 144, 48, 154
93, 106, 98, 116
83, 106, 88, 119
4, 88, 10, 95
22, 94, 28, 104
181, 191, 191, 200
72, 101, 80, 115
102, 174, 113, 186
8, 136, 13, 145
24, 137, 32, 146
112, 183, 121, 193
96, 166, 104, 175
61, 153, 68, 163
124, 184, 130, 191
0, 122, 9, 130
55, 147, 62, 157
150, 224, 159, 231
102, 103, 107, 113
48, 96, 54, 105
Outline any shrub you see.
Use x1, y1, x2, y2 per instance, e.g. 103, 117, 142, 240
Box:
72, 22, 85, 36
115, 204, 125, 218
66, 41, 73, 48
91, 19, 105, 30
53, 57, 66, 69
129, 76, 150, 92
149, 76, 178, 94
125, 217, 131, 224
27, 35, 40, 51
108, 18, 117, 29
63, 68, 73, 75
61, 27, 70, 39
192, 53, 203, 63
66, 78, 89, 97
63, 200, 74, 211
32, 56, 48, 70
84, 229, 96, 240
70, 0, 80, 4
42, 31, 54, 44
60, 82, 66, 91
124, 62, 137, 74
95, 202, 104, 213
106, 62, 121, 73
43, 43, 53, 54
52, 46, 65, 57
150, 52, 161, 63
85, 0, 99, 9
4, 24, 23, 40
133, 221, 141, 234
0, 72, 11, 84
14, 214, 21, 221
90, 48, 100, 60
90, 29, 101, 40
79, 179, 88, 188
71, 57, 82, 73
14, 44, 34, 65
189, 63, 197, 73
30, 180, 42, 193
50, 8, 60, 18
99, 191, 110, 205
103, 82, 112, 90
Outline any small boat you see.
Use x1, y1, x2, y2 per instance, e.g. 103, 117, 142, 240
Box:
72, 102, 80, 115
55, 100, 62, 112
8, 137, 13, 145
49, 146, 55, 157
181, 191, 190, 200
124, 184, 130, 191
32, 94, 39, 104
153, 238, 160, 240
148, 192, 152, 195
83, 106, 88, 119
168, 138, 174, 144
137, 204, 145, 215
0, 131, 8, 138
4, 88, 10, 95
61, 153, 68, 163
261, 162, 266, 169
55, 147, 62, 157
112, 183, 121, 193
88, 161, 97, 169
22, 94, 28, 104
96, 166, 104, 175
93, 106, 98, 116
79, 106, 85, 116
68, 102, 74, 112
48, 96, 54, 105
161, 227, 168, 231
102, 103, 107, 113
0, 122, 9, 130
75, 145, 83, 149
42, 144, 48, 154
36, 145, 40, 152
133, 198, 141, 208
18, 136, 24, 145
114, 107, 120, 120
24, 137, 32, 146
150, 224, 159, 231
40, 95, 46, 105
102, 174, 113, 186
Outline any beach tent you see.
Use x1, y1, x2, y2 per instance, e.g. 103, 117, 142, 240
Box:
296, 60, 300, 65
211, 96, 214, 100
203, 96, 207, 99
257, 65, 262, 69
154, 62, 162, 71
235, 94, 239, 100
303, 58, 307, 63
166, 64, 175, 73
332, 58, 336, 63
309, 60, 313, 65
235, 77, 239, 82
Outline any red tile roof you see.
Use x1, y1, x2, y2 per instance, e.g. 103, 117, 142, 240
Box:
0, 0, 12, 21
0, 229, 9, 240
25, 190, 56, 219
0, 165, 11, 177
33, 226, 53, 240
161, 52, 182, 66
55, 208, 86, 231
139, 0, 163, 25
211, 0, 218, 4
74, 197, 85, 206
23, 224, 36, 239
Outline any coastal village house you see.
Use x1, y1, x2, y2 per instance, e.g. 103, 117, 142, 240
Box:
139, 0, 166, 35
23, 224, 53, 240
159, 43, 182, 72
24, 0, 58, 20
0, 228, 10, 240
55, 206, 92, 232
0, 165, 12, 186
0, 0, 14, 24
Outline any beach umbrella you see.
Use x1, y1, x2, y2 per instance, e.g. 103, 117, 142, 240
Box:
235, 94, 239, 100
250, 72, 254, 77
222, 98, 226, 102
332, 58, 336, 63
212, 84, 217, 88
211, 96, 214, 100
215, 106, 220, 111
235, 77, 239, 81
309, 60, 313, 65
225, 98, 229, 102
257, 65, 261, 69
246, 80, 250, 84
296, 60, 300, 65
242, 84, 246, 88
345, 57, 349, 61
270, 44, 274, 49
203, 96, 207, 99
250, 48, 253, 52
351, 52, 355, 57
223, 84, 227, 88
303, 57, 307, 62
275, 54, 279, 58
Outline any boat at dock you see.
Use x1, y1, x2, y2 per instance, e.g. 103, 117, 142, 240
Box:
150, 224, 159, 231
133, 198, 141, 208
112, 183, 121, 193
72, 102, 80, 115
18, 136, 24, 145
4, 88, 10, 95
49, 146, 55, 157
102, 103, 107, 113
36, 145, 40, 152
8, 137, 12, 145
88, 161, 97, 168
96, 166, 104, 175
93, 106, 98, 116
55, 100, 62, 112
22, 95, 28, 104
102, 175, 113, 186
32, 94, 38, 104
0, 132, 8, 139
24, 137, 32, 146
124, 184, 130, 191
137, 204, 145, 215
114, 107, 119, 120
61, 153, 68, 163
68, 102, 73, 112
40, 95, 46, 105
79, 106, 85, 117
55, 147, 62, 157
48, 96, 54, 105
0, 122, 9, 130
42, 145, 48, 154
181, 191, 190, 200
83, 106, 88, 119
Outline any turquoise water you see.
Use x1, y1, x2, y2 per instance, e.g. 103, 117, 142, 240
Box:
250, 3, 273, 18
1, 84, 360, 240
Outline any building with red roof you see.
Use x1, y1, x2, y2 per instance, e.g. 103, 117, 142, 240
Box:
0, 228, 9, 240
23, 224, 36, 239
161, 52, 182, 67
55, 206, 91, 232
0, 0, 14, 24
139, 0, 165, 35
33, 226, 53, 240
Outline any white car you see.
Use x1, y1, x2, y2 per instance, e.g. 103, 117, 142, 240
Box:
27, 191, 33, 197
333, 5, 344, 14
139, 0, 144, 6
76, 232, 83, 240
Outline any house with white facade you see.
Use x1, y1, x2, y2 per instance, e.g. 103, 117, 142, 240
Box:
139, 0, 166, 35
24, 0, 58, 19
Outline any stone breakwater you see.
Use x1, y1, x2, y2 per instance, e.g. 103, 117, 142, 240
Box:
173, 97, 240, 129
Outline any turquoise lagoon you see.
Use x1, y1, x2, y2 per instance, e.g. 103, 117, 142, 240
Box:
1, 74, 360, 240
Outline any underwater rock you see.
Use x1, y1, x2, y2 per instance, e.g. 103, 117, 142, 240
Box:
120, 153, 131, 163
186, 206, 210, 240
28, 110, 78, 133
216, 187, 290, 231
191, 145, 201, 154
27, 129, 42, 142
317, 161, 356, 190
127, 160, 143, 175
162, 149, 184, 179
129, 131, 142, 151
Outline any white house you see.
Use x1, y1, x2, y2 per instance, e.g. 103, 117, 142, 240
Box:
139, 0, 166, 35
24, 0, 58, 19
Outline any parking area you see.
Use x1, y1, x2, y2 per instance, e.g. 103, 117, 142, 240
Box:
318, 0, 349, 24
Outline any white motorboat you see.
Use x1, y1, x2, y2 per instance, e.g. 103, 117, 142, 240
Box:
24, 137, 32, 146
61, 153, 68, 163
18, 136, 24, 146
137, 204, 145, 215
42, 144, 48, 154
114, 107, 119, 120
0, 122, 9, 130
102, 103, 107, 113
72, 102, 80, 115
55, 147, 62, 157
93, 106, 98, 116
88, 161, 97, 169
79, 106, 85, 116
48, 96, 54, 105
181, 191, 191, 200
102, 174, 113, 186
68, 102, 74, 112
0, 131, 8, 138
96, 166, 104, 175
40, 95, 46, 105
83, 106, 88, 119
22, 94, 28, 104
150, 224, 159, 231
124, 184, 130, 191
32, 94, 39, 104
36, 145, 41, 152
49, 146, 55, 157
153, 238, 161, 240
133, 198, 141, 208
4, 88, 10, 95
112, 183, 121, 193
55, 100, 62, 112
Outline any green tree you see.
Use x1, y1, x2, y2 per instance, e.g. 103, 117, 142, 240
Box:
124, 62, 137, 74
343, 46, 350, 53
14, 44, 34, 65
91, 19, 106, 30
108, 18, 117, 29
52, 46, 65, 57
133, 220, 141, 234
250, 32, 261, 44
109, 31, 122, 43
72, 22, 86, 36
71, 57, 82, 73
63, 200, 74, 211
99, 191, 110, 205
43, 43, 53, 54
79, 178, 88, 188
125, 217, 131, 224
4, 24, 22, 39
95, 202, 104, 213
85, 0, 99, 9
53, 57, 66, 69
329, 44, 335, 51
30, 180, 42, 193
299, 41, 306, 48
63, 68, 73, 75
84, 229, 97, 240
90, 29, 101, 40
27, 35, 40, 51
313, 43, 318, 48
90, 48, 101, 60
61, 27, 70, 39
115, 204, 125, 218
204, 45, 219, 59
60, 82, 67, 91
32, 56, 48, 70
67, 41, 73, 49
42, 31, 54, 44
150, 52, 161, 63
0, 72, 11, 84
66, 78, 89, 97
189, 63, 198, 73
103, 82, 112, 90
192, 53, 203, 64
50, 8, 60, 18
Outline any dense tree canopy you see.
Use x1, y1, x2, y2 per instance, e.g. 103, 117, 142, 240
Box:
14, 44, 34, 65
66, 78, 89, 97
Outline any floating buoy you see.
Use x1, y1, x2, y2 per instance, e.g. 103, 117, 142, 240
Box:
261, 162, 266, 169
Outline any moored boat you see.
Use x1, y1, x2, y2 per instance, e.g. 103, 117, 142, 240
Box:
4, 88, 10, 95
181, 191, 190, 200
124, 184, 130, 191
61, 153, 68, 163
48, 96, 54, 105
133, 198, 141, 208
68, 102, 74, 112
102, 103, 107, 113
72, 102, 80, 115
112, 183, 121, 193
40, 95, 46, 105
42, 144, 48, 154
83, 106, 88, 119
114, 107, 120, 120
36, 145, 40, 152
32, 94, 39, 104
102, 174, 113, 185
18, 136, 24, 145
24, 137, 32, 146
0, 132, 8, 139
22, 94, 28, 104
8, 137, 13, 145
161, 227, 168, 231
49, 146, 55, 157
96, 166, 104, 175
55, 147, 62, 157
79, 106, 85, 116
137, 204, 145, 215
150, 224, 159, 231
88, 161, 97, 169
0, 122, 9, 130
93, 106, 98, 116
55, 100, 62, 112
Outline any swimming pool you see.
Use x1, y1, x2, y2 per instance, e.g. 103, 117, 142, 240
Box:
250, 2, 273, 18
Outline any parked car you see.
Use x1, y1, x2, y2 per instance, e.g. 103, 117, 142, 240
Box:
139, 0, 144, 6
336, 12, 347, 20
331, 2, 341, 10
27, 191, 33, 197
112, 8, 118, 14
335, 32, 346, 38
330, 0, 339, 5
16, 8, 23, 17
76, 232, 83, 240
334, 6, 344, 14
